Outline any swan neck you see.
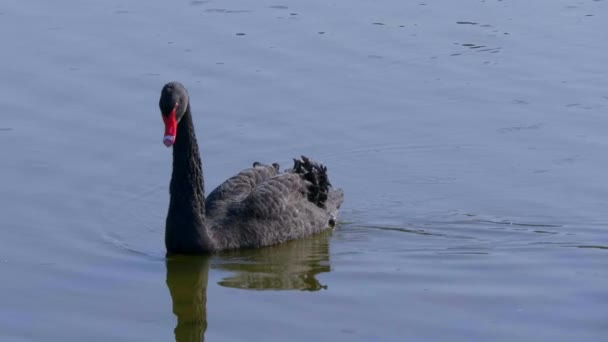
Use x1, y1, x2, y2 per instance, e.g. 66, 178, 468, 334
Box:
171, 103, 206, 210
166, 103, 214, 253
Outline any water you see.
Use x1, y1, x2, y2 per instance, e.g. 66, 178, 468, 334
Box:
1, 0, 607, 341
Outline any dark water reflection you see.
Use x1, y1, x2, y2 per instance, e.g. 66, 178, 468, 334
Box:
214, 230, 332, 291
167, 256, 209, 342
167, 231, 332, 341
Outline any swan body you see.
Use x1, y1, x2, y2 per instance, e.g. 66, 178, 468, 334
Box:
159, 82, 344, 255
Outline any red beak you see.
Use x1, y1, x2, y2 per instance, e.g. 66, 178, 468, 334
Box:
163, 103, 178, 147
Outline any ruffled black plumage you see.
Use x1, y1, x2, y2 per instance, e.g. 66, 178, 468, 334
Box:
160, 82, 344, 254
291, 156, 331, 208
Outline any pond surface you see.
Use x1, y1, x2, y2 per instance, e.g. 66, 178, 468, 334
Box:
0, 0, 606, 341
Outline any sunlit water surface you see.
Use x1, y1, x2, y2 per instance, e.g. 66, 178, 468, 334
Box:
0, 0, 606, 341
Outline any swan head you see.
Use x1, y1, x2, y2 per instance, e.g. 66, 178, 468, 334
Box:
159, 82, 190, 147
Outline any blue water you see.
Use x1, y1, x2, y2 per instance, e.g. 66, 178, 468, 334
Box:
0, 0, 606, 341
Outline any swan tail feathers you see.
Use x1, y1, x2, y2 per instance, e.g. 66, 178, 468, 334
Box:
292, 156, 334, 209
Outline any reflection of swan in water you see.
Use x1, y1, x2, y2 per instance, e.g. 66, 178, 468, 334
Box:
165, 230, 333, 341
166, 255, 210, 342
214, 229, 333, 291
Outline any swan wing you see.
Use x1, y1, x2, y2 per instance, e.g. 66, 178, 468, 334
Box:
205, 162, 279, 219
215, 157, 342, 249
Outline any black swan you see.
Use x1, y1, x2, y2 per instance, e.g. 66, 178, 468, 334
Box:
159, 82, 344, 254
